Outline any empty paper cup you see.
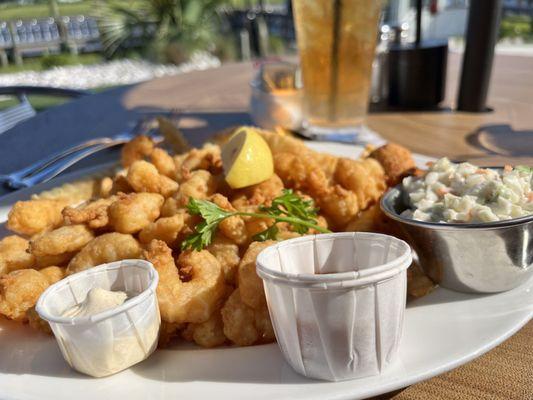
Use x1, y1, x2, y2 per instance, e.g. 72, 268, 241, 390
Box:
36, 259, 160, 377
256, 232, 412, 381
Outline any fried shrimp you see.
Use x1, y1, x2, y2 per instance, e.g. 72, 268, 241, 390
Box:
29, 225, 94, 257
273, 152, 329, 196
238, 241, 274, 310
121, 135, 155, 167
176, 170, 217, 206
182, 310, 227, 348
176, 143, 222, 176
108, 192, 164, 234
370, 143, 416, 186
206, 234, 241, 285
221, 288, 274, 346
144, 240, 225, 324
334, 158, 386, 210
7, 199, 67, 236
127, 160, 179, 197
211, 194, 248, 245
316, 185, 359, 229
139, 213, 185, 245
150, 148, 177, 179
66, 233, 142, 274
0, 236, 35, 276
0, 267, 63, 321
237, 174, 284, 205
62, 196, 117, 229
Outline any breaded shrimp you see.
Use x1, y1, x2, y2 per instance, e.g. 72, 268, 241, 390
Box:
139, 213, 185, 245
127, 160, 179, 197
316, 185, 359, 229
121, 135, 155, 168
237, 173, 285, 205
221, 288, 275, 346
62, 196, 117, 229
211, 194, 248, 245
7, 199, 68, 236
108, 192, 164, 234
29, 225, 94, 257
175, 143, 222, 177
238, 241, 274, 310
150, 147, 177, 179
0, 236, 35, 276
334, 157, 387, 210
176, 170, 217, 206
0, 266, 63, 321
144, 240, 225, 324
206, 234, 241, 285
370, 143, 416, 186
67, 233, 142, 274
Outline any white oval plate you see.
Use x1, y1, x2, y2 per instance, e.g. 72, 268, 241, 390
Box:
0, 142, 531, 400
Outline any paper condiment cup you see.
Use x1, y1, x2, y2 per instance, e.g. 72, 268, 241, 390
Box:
36, 259, 160, 378
256, 232, 412, 381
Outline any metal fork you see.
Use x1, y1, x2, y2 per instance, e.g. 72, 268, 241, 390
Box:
0, 119, 161, 189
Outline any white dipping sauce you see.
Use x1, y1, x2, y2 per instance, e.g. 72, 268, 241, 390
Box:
63, 287, 128, 318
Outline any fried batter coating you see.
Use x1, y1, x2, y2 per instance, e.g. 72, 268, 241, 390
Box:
160, 197, 180, 217
237, 174, 284, 205
238, 241, 274, 310
407, 261, 436, 299
221, 288, 274, 346
139, 214, 185, 245
150, 148, 177, 179
370, 143, 416, 186
35, 252, 74, 268
334, 158, 387, 210
206, 234, 241, 285
62, 196, 117, 229
0, 268, 59, 321
158, 321, 186, 347
211, 194, 248, 245
99, 177, 114, 198
39, 265, 66, 284
0, 236, 35, 276
67, 233, 142, 274
29, 225, 94, 257
127, 160, 179, 197
144, 240, 225, 324
175, 143, 222, 177
182, 310, 227, 348
7, 199, 67, 236
121, 135, 155, 168
273, 152, 329, 196
316, 185, 359, 230
176, 170, 217, 206
108, 192, 164, 234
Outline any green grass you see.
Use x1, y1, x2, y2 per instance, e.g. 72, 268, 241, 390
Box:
0, 1, 95, 20
0, 53, 103, 74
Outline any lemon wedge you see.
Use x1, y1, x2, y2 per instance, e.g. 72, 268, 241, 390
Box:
221, 127, 274, 189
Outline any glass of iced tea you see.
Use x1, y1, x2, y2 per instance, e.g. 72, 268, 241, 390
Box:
292, 0, 382, 135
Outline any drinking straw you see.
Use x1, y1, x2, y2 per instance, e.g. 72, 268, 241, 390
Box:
329, 0, 342, 122
415, 0, 422, 45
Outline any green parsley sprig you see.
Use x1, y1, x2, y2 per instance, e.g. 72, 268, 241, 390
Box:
181, 189, 331, 251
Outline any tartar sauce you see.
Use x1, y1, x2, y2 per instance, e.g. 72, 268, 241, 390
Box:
401, 158, 533, 223
63, 287, 127, 318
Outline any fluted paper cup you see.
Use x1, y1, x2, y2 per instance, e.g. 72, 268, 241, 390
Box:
256, 232, 412, 381
36, 259, 160, 377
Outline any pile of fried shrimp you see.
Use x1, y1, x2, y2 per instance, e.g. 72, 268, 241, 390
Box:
0, 127, 434, 348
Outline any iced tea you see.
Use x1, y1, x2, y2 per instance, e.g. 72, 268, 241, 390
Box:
292, 0, 382, 132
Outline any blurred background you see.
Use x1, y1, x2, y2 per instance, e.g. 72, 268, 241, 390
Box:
0, 0, 532, 111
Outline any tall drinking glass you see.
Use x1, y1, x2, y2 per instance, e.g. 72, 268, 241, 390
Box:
292, 0, 382, 135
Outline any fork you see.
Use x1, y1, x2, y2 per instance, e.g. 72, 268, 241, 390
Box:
0, 119, 161, 189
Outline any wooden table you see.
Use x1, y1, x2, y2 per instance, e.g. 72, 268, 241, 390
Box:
0, 52, 531, 399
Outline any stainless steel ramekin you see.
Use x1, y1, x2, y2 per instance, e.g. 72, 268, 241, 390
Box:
381, 186, 533, 293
